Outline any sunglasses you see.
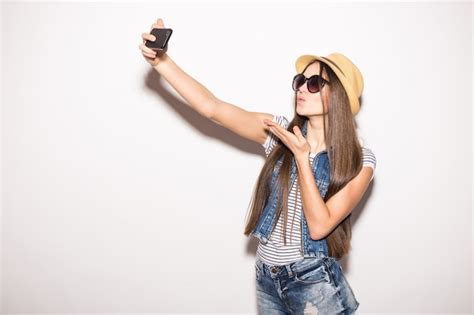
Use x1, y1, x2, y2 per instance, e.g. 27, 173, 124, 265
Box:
292, 74, 330, 93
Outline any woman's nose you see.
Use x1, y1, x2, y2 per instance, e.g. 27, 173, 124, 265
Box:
298, 82, 308, 93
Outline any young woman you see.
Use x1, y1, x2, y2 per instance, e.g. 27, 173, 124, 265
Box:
140, 18, 375, 314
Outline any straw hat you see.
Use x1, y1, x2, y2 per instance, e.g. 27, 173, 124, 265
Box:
295, 52, 364, 115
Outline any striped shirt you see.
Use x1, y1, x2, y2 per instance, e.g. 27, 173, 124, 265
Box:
256, 115, 376, 266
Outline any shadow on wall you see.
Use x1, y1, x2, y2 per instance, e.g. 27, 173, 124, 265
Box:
144, 68, 266, 157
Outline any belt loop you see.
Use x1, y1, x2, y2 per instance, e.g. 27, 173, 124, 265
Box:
285, 263, 295, 278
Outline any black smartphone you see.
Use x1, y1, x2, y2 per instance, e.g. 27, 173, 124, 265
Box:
145, 28, 173, 51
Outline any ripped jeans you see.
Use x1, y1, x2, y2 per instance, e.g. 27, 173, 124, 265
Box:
255, 252, 360, 314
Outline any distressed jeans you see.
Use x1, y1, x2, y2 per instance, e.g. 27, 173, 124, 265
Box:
255, 252, 360, 314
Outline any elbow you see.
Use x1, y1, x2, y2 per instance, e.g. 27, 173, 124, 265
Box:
206, 104, 215, 120
310, 232, 323, 241
207, 98, 220, 120
309, 225, 327, 241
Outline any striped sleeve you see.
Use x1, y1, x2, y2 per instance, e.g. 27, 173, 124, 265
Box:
262, 115, 289, 157
362, 147, 376, 181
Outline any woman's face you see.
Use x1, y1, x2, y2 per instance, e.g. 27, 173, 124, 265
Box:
295, 61, 331, 117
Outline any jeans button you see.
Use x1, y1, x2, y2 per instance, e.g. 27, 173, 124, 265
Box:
271, 267, 279, 272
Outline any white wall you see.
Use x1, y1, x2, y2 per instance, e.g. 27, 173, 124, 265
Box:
1, 1, 472, 314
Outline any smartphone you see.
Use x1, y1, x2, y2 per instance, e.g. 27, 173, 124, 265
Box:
145, 28, 173, 51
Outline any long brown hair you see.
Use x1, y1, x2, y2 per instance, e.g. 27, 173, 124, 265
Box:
243, 60, 364, 260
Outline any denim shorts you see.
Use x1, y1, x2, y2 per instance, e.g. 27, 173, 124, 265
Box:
255, 252, 360, 314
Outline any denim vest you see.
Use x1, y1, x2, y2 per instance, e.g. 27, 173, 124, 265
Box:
251, 119, 331, 257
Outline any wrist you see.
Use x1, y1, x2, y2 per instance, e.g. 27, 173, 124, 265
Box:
295, 153, 309, 164
153, 52, 170, 71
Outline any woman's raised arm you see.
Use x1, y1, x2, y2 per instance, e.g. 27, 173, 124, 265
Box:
140, 18, 273, 146
209, 99, 273, 145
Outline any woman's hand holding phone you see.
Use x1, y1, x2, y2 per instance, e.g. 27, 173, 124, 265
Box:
139, 18, 171, 67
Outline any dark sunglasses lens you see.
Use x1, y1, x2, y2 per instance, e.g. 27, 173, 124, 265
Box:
307, 76, 321, 93
292, 74, 305, 91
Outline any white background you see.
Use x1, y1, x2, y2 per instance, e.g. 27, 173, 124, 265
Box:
2, 1, 472, 314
